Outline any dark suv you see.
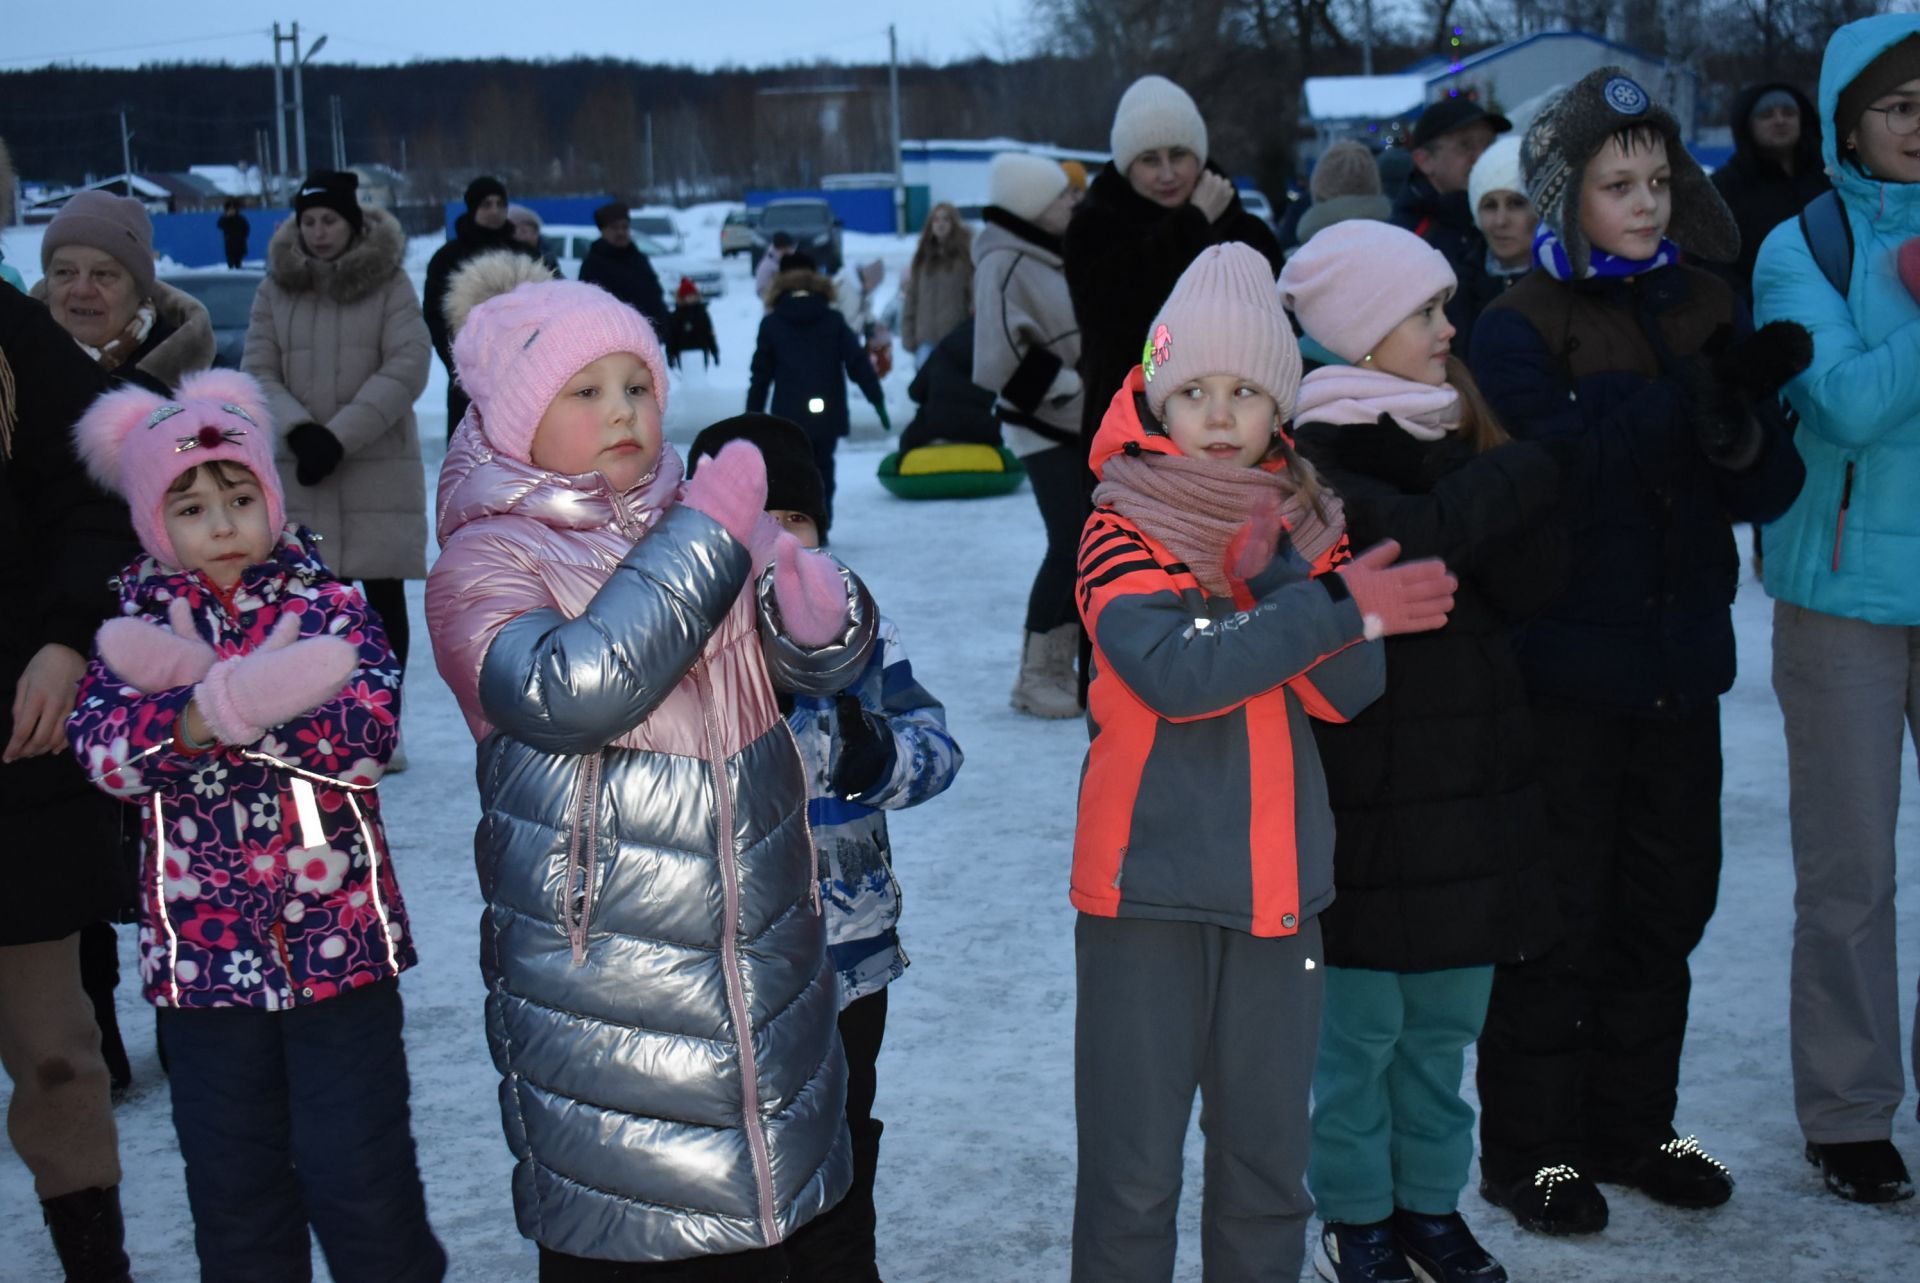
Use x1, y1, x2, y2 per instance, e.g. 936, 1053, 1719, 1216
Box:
751, 199, 843, 275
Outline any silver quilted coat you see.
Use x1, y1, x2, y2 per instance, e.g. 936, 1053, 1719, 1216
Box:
427, 422, 869, 1261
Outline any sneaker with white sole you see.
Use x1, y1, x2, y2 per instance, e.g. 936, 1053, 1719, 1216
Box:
1315, 1219, 1416, 1283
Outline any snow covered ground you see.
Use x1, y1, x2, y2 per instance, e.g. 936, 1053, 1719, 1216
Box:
3, 215, 1918, 1280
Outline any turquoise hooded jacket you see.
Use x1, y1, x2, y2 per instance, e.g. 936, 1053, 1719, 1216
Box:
1754, 13, 1920, 623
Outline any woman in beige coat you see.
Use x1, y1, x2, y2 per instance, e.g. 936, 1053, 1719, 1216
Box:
899, 202, 974, 364
243, 172, 431, 722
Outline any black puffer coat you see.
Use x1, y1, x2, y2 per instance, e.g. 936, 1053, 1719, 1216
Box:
1393, 174, 1492, 360
1064, 160, 1282, 455
1294, 419, 1564, 972
1709, 82, 1829, 301
579, 238, 669, 335
0, 287, 139, 944
747, 269, 884, 441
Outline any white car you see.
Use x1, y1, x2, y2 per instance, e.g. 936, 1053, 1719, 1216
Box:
1237, 187, 1277, 231
627, 210, 685, 255
539, 225, 723, 299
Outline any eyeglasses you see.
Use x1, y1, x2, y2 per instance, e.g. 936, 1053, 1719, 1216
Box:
1864, 100, 1920, 136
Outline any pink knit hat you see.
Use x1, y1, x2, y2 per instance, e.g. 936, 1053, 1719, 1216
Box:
1278, 220, 1457, 364
449, 268, 669, 464
73, 368, 286, 570
1141, 242, 1301, 420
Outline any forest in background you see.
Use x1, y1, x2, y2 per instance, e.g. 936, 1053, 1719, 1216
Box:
0, 0, 1876, 203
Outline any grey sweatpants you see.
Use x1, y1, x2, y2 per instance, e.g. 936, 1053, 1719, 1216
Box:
1072, 913, 1322, 1283
1772, 602, 1920, 1141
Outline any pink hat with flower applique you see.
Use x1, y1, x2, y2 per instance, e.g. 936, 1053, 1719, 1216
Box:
73, 368, 286, 569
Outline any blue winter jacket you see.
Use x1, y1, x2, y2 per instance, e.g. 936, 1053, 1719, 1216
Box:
786, 614, 961, 1007
1754, 13, 1920, 624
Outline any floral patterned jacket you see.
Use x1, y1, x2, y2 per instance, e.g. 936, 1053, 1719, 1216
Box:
66, 527, 416, 1010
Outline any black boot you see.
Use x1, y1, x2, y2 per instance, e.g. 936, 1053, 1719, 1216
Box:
42, 1186, 133, 1283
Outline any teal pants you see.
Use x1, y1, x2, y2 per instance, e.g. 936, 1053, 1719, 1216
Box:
1308, 965, 1494, 1224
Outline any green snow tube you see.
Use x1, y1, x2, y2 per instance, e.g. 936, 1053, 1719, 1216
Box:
877, 443, 1027, 499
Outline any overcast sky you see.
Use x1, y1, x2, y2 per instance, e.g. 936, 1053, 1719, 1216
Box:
3, 1, 1037, 72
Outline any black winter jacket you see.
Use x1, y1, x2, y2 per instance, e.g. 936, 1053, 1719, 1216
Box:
899, 318, 998, 451
1470, 265, 1805, 715
1393, 174, 1491, 361
579, 239, 669, 335
422, 214, 538, 373
0, 287, 140, 944
1708, 82, 1829, 301
747, 271, 884, 440
1064, 160, 1282, 455
1296, 420, 1564, 971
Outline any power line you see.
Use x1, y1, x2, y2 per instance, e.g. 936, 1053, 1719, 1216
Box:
0, 28, 265, 69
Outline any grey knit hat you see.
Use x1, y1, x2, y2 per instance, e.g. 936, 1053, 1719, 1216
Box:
1521, 67, 1737, 276
1310, 141, 1383, 203
41, 190, 158, 299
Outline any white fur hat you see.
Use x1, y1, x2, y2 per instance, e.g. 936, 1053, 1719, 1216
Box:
1468, 136, 1527, 229
989, 152, 1070, 223
1109, 76, 1208, 174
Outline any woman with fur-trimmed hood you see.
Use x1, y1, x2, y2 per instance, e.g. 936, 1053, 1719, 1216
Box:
242, 170, 432, 695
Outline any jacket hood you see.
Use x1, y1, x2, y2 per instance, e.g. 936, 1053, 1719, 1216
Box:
768, 267, 835, 308
1823, 13, 1920, 220
1295, 194, 1394, 244
1727, 81, 1822, 174
974, 209, 1064, 265
1088, 365, 1182, 480
435, 415, 686, 548
33, 276, 216, 389
267, 204, 407, 302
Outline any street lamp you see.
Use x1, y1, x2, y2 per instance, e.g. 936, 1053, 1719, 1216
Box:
270, 23, 329, 200
295, 33, 329, 178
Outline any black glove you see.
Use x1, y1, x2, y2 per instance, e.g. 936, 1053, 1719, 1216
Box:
287, 423, 345, 487
829, 694, 894, 799
1710, 320, 1813, 401
1681, 361, 1762, 471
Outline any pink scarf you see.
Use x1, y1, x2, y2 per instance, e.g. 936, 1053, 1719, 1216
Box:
1295, 366, 1463, 440
1093, 451, 1345, 598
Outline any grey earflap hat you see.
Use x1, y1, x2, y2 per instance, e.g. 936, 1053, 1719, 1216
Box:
1521, 67, 1738, 277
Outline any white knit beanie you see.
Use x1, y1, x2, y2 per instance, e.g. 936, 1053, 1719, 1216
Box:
1467, 136, 1527, 229
1109, 76, 1209, 174
989, 152, 1070, 223
1278, 221, 1457, 365
1142, 242, 1301, 420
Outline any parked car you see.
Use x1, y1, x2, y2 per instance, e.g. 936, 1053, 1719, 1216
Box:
1236, 187, 1277, 231
628, 211, 684, 255
159, 268, 265, 369
750, 199, 843, 276
538, 226, 724, 299
720, 207, 759, 258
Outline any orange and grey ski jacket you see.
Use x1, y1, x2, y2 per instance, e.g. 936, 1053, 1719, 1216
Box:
1071, 368, 1384, 937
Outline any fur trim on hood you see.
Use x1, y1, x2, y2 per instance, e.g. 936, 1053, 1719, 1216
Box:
29, 276, 215, 390
766, 267, 835, 308
267, 204, 408, 303
442, 249, 558, 342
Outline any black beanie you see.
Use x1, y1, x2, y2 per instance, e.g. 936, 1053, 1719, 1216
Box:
464, 174, 508, 213
293, 170, 365, 235
687, 414, 830, 539
1837, 34, 1920, 159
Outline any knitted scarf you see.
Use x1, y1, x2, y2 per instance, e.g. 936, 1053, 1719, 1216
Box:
1295, 366, 1463, 440
74, 301, 157, 374
1534, 223, 1681, 282
1094, 450, 1345, 598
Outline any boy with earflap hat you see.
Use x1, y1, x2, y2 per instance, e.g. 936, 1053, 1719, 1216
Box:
1468, 66, 1810, 1236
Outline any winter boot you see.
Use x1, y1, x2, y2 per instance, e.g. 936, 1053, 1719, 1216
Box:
1010, 625, 1080, 719
1804, 1139, 1915, 1204
1314, 1220, 1416, 1283
1479, 1163, 1607, 1236
1588, 1133, 1733, 1209
1389, 1210, 1507, 1283
41, 1186, 132, 1283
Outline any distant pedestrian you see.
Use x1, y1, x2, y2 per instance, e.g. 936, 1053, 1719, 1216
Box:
506, 203, 562, 275
667, 277, 719, 370
422, 175, 541, 438
899, 203, 973, 366
217, 198, 250, 270
578, 200, 669, 336
756, 229, 796, 299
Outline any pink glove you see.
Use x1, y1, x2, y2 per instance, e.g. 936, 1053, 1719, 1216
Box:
682, 440, 768, 546
193, 616, 358, 746
1336, 539, 1458, 640
746, 511, 785, 571
96, 599, 216, 695
772, 535, 850, 648
1223, 490, 1285, 609
1900, 238, 1920, 306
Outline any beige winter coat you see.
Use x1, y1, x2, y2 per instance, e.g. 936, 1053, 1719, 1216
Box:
970, 214, 1082, 457
243, 206, 431, 580
899, 251, 974, 352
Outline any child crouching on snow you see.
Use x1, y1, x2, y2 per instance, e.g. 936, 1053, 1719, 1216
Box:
688, 412, 963, 1282
65, 368, 443, 1283
1069, 243, 1457, 1283
425, 253, 876, 1280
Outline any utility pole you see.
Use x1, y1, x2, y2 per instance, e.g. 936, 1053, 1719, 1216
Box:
645, 111, 655, 199
292, 23, 308, 178
118, 109, 134, 186
272, 24, 289, 201
888, 24, 903, 235
330, 95, 346, 171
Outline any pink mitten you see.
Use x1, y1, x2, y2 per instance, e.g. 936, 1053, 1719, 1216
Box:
1336, 539, 1458, 640
96, 599, 217, 694
1900, 238, 1920, 306
194, 619, 358, 746
1223, 490, 1286, 609
682, 440, 768, 546
772, 535, 850, 648
746, 511, 785, 571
